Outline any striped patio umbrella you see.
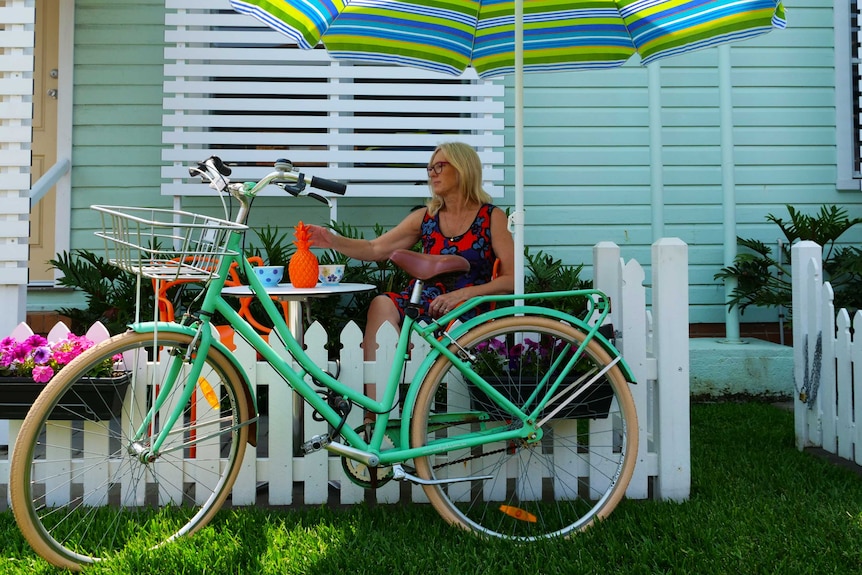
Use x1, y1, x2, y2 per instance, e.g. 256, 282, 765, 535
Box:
230, 0, 787, 79
230, 0, 786, 295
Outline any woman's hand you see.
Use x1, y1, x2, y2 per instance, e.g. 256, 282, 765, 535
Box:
307, 225, 334, 249
429, 291, 466, 319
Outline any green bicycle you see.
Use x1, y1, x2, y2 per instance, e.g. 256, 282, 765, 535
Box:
10, 156, 638, 570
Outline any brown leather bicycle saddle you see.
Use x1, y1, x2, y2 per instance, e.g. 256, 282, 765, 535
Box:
389, 249, 469, 281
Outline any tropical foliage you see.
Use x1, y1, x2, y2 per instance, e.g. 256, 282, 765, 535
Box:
49, 250, 155, 334
715, 205, 862, 316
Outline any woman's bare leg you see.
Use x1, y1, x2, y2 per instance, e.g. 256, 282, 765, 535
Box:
363, 295, 401, 422
363, 295, 401, 361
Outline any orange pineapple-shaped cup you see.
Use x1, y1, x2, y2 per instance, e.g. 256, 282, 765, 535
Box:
288, 221, 319, 288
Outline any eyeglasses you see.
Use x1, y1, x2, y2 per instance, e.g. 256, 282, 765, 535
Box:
426, 161, 450, 175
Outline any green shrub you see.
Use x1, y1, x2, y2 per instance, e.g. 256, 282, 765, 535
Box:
715, 204, 862, 316
524, 248, 591, 317
49, 250, 155, 335
311, 222, 415, 341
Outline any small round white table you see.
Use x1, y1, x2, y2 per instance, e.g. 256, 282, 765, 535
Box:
221, 282, 376, 344
222, 282, 376, 454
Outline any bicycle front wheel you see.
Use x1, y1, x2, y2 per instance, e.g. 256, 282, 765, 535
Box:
410, 316, 638, 540
9, 330, 251, 571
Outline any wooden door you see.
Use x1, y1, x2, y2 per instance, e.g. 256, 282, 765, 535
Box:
29, 0, 59, 283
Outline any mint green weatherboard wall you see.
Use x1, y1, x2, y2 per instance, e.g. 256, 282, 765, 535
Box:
31, 0, 861, 327
505, 0, 860, 325
68, 1, 167, 252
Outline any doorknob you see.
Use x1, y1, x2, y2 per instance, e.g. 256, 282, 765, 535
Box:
47, 89, 58, 99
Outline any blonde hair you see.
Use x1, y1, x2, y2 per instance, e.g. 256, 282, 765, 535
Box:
426, 142, 492, 215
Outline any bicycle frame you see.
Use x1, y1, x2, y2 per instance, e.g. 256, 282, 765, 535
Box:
130, 161, 635, 469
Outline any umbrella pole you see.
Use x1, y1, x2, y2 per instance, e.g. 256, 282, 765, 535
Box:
719, 45, 742, 344
513, 0, 525, 298
648, 63, 664, 240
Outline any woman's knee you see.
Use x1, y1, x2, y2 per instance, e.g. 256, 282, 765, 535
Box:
367, 296, 400, 326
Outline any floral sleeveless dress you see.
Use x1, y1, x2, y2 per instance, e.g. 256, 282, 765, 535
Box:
387, 203, 498, 323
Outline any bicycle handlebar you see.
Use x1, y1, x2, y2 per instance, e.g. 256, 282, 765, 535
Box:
190, 156, 347, 205
309, 175, 347, 195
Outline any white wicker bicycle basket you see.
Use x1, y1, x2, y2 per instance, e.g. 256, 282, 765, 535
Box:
92, 205, 248, 281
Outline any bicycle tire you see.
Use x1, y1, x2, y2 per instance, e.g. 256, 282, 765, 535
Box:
9, 330, 250, 570
410, 316, 638, 539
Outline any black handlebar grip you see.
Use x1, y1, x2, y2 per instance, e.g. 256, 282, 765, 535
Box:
310, 175, 346, 195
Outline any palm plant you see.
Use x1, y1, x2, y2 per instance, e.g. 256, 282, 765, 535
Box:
49, 250, 155, 334
524, 248, 591, 317
312, 221, 415, 336
245, 224, 294, 267
715, 205, 862, 316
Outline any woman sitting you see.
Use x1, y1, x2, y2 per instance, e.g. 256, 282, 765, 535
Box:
308, 141, 515, 360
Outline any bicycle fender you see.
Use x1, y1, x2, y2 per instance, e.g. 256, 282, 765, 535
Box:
127, 322, 259, 444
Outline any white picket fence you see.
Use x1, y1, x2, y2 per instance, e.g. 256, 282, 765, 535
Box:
1, 239, 691, 508
792, 240, 862, 462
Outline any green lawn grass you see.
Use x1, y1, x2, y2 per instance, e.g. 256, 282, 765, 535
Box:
2, 402, 862, 574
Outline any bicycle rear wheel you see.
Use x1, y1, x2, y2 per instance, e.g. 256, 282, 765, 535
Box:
410, 316, 638, 540
9, 330, 251, 571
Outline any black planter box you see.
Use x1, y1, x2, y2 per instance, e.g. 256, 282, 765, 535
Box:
0, 374, 131, 420
470, 374, 614, 420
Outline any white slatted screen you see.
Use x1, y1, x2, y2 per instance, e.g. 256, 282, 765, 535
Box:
162, 1, 505, 197
0, 0, 34, 293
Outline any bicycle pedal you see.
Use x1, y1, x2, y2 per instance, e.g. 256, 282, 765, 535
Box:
302, 433, 331, 454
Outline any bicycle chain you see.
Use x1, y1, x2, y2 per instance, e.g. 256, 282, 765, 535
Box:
374, 419, 518, 472
432, 444, 510, 470
428, 418, 518, 471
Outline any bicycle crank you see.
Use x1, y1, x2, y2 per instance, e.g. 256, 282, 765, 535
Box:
338, 425, 395, 488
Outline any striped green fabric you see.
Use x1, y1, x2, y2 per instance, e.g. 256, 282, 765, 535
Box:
617, 0, 787, 65
230, 0, 786, 78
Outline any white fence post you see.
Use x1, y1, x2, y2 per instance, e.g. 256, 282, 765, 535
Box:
593, 241, 622, 330
651, 238, 690, 501
620, 258, 650, 498
593, 242, 652, 499
820, 282, 837, 454
835, 308, 852, 460
791, 240, 822, 450
854, 311, 862, 466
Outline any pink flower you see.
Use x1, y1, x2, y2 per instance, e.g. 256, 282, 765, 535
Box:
31, 365, 55, 383
0, 332, 103, 384
50, 335, 93, 366
10, 344, 30, 363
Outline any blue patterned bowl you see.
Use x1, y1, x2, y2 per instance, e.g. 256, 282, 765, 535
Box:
253, 265, 284, 287
318, 264, 345, 285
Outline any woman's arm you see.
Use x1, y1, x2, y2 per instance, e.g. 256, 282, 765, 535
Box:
307, 209, 425, 261
460, 207, 515, 297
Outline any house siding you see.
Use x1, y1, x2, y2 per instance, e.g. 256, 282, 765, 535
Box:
508, 0, 860, 324
28, 0, 861, 327
68, 0, 167, 246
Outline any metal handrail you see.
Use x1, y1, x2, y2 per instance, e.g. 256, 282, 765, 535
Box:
29, 158, 70, 205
